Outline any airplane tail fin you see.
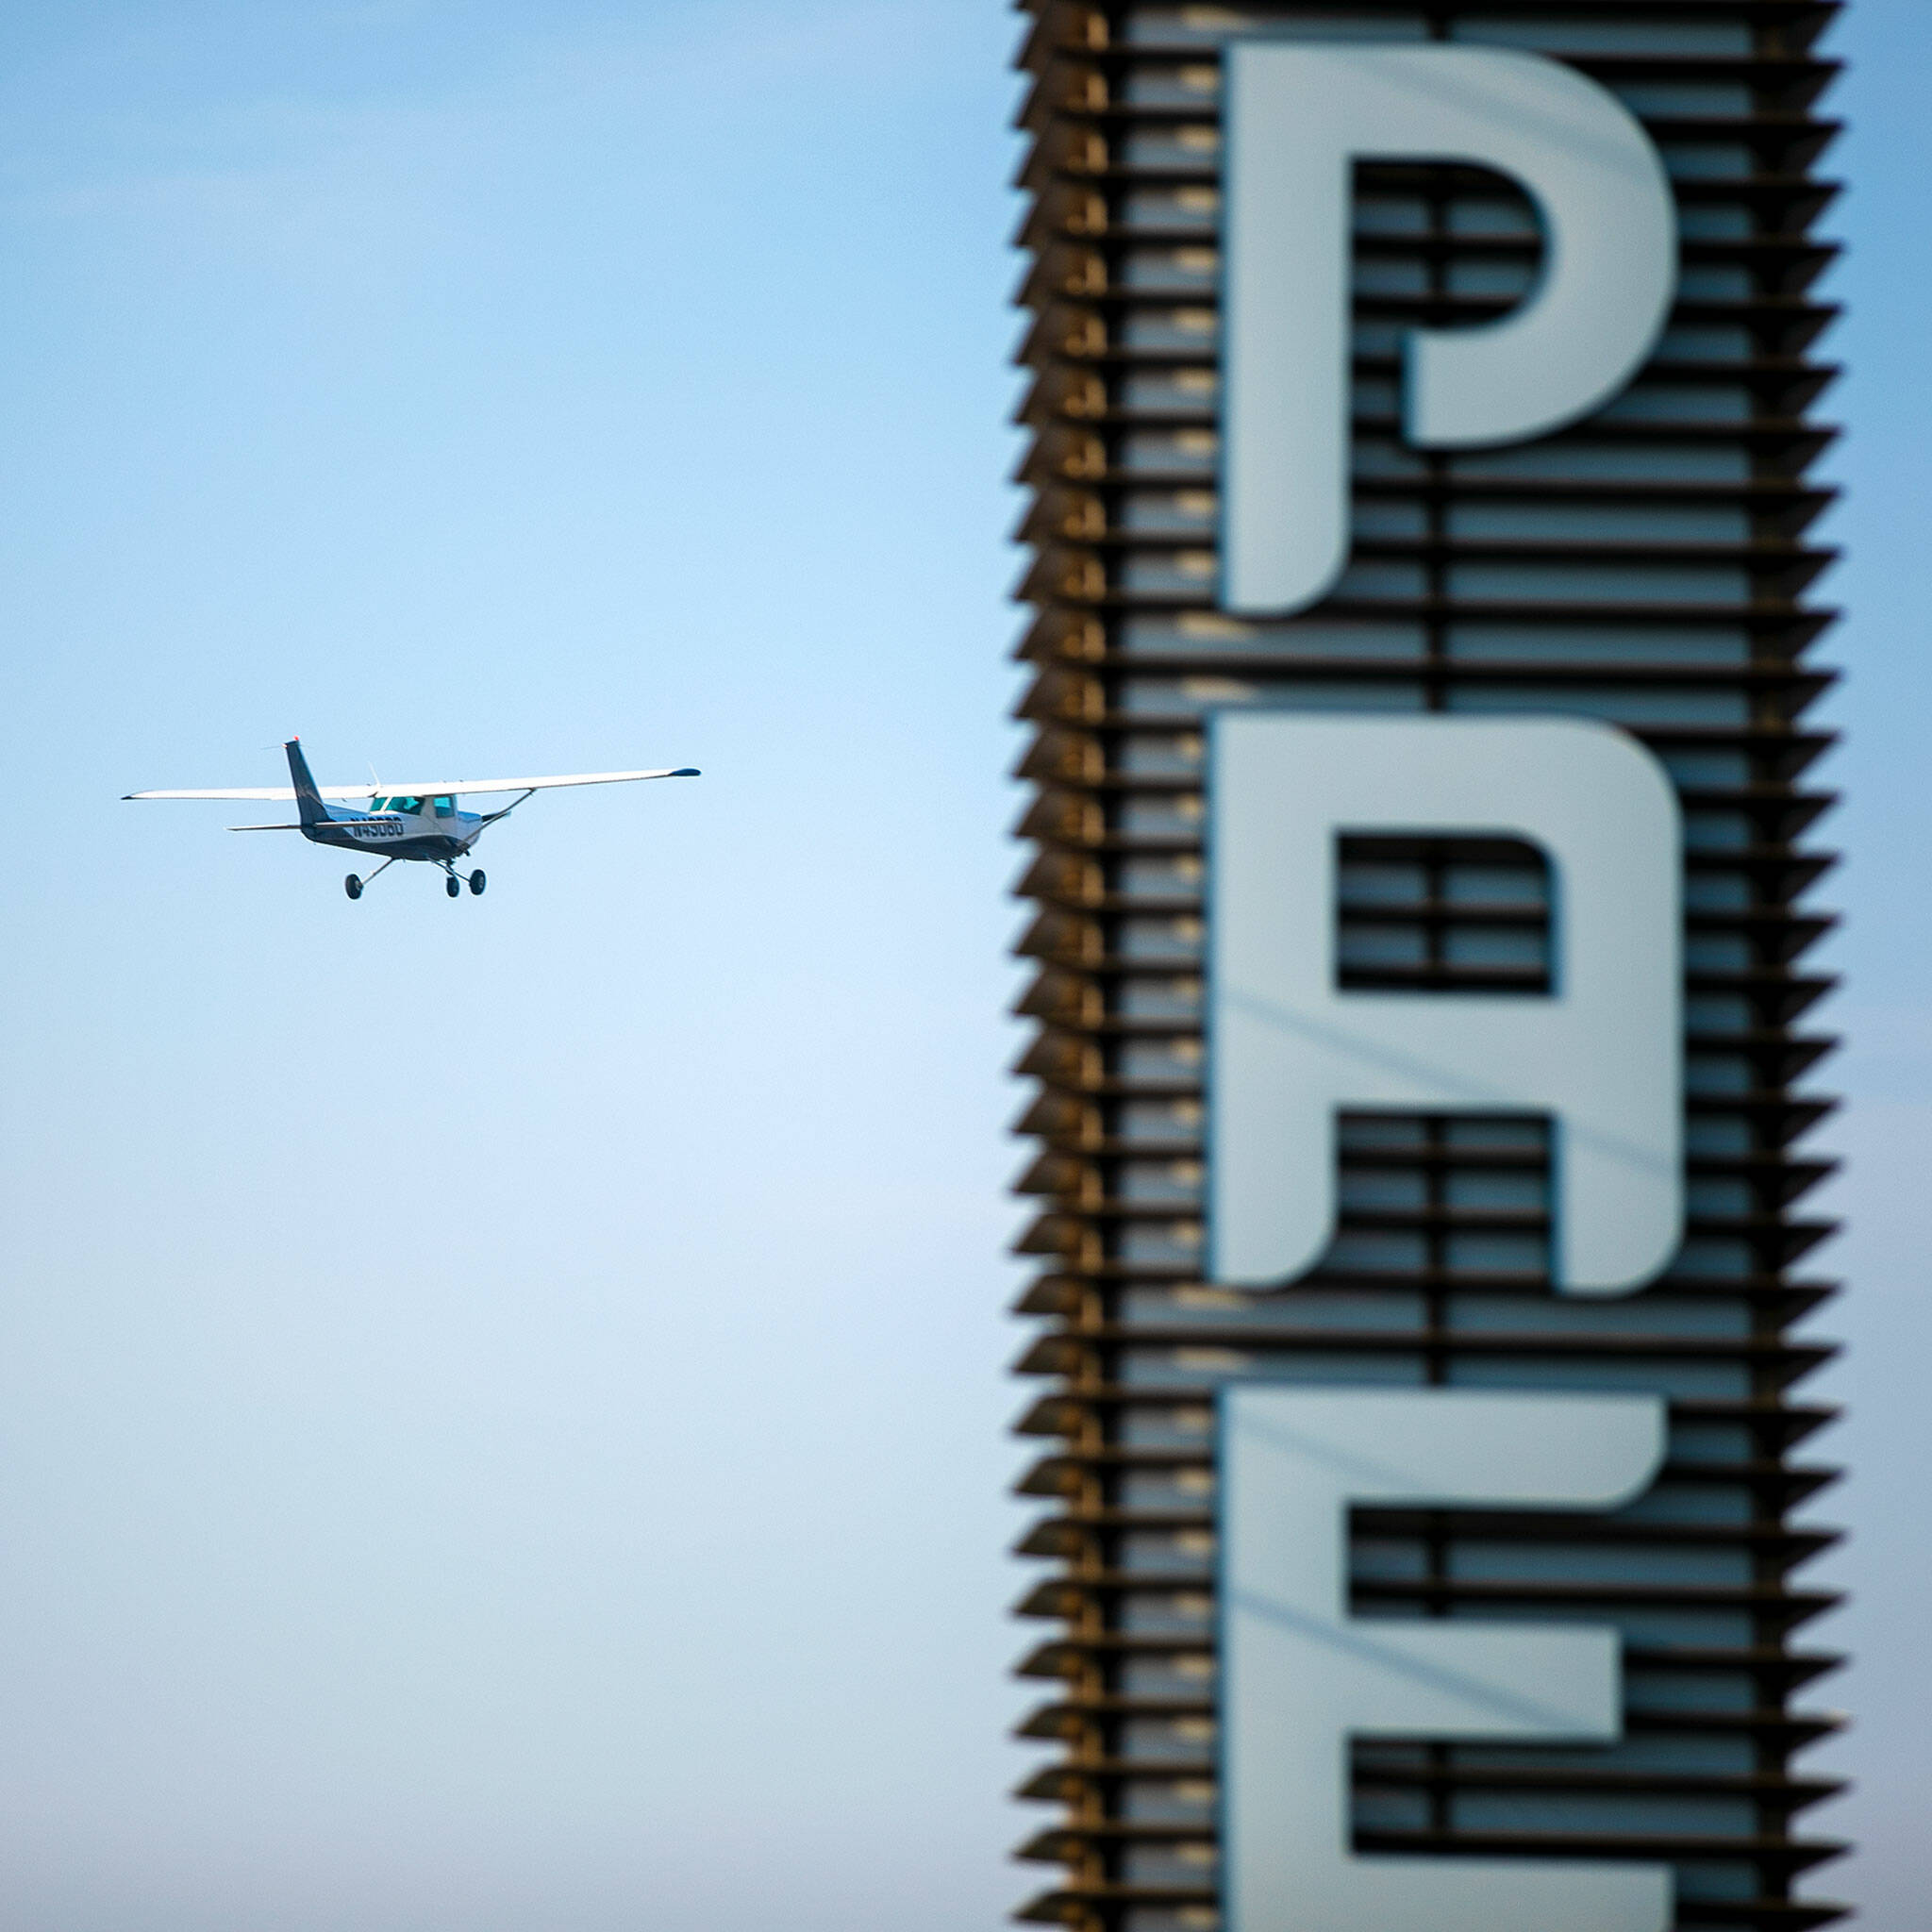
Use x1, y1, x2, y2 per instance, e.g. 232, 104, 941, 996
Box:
285, 739, 328, 828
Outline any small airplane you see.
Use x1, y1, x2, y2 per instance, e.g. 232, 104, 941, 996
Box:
125, 739, 700, 899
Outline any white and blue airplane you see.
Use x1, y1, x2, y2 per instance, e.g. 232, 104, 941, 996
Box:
126, 738, 700, 899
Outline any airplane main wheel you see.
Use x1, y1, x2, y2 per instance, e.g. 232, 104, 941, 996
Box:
469, 871, 486, 896
445, 875, 460, 899
344, 875, 362, 901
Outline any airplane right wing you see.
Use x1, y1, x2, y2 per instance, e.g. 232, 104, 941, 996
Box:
352, 768, 702, 795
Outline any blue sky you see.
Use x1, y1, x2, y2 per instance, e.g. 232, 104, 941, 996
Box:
0, 6, 1029, 1927
0, 2, 1924, 1927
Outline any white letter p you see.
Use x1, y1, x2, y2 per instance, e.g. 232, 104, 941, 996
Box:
1222, 42, 1677, 615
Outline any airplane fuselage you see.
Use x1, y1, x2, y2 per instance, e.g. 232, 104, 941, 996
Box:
302, 801, 486, 863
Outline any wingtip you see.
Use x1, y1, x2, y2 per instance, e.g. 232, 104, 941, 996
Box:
673, 767, 701, 777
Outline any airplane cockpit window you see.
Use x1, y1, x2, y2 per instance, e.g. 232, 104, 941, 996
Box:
431, 795, 455, 818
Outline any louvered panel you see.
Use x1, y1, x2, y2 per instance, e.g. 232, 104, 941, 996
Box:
1009, 5, 1846, 1930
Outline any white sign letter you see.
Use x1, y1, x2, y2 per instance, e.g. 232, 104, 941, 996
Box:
1220, 1386, 1672, 1932
1223, 43, 1677, 615
1208, 714, 1681, 1294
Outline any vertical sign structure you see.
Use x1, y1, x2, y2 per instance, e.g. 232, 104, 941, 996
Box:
1008, 5, 1844, 1931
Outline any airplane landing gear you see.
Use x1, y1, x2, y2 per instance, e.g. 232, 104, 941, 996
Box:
469, 871, 486, 896
445, 874, 460, 899
343, 858, 392, 901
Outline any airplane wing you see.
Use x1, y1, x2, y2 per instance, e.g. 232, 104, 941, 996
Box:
125, 787, 370, 800
125, 768, 698, 800
356, 768, 702, 794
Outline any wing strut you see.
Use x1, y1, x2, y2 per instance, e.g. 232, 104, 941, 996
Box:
475, 789, 538, 828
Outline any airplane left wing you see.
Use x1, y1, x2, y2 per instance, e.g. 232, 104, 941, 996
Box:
125, 787, 379, 801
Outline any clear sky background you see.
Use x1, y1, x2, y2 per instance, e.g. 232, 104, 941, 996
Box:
0, 3, 1921, 1927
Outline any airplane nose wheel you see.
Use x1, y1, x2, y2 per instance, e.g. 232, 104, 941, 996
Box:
344, 874, 363, 901
469, 870, 486, 896
445, 874, 460, 899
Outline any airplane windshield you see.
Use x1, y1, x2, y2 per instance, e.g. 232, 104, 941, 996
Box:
432, 795, 455, 817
